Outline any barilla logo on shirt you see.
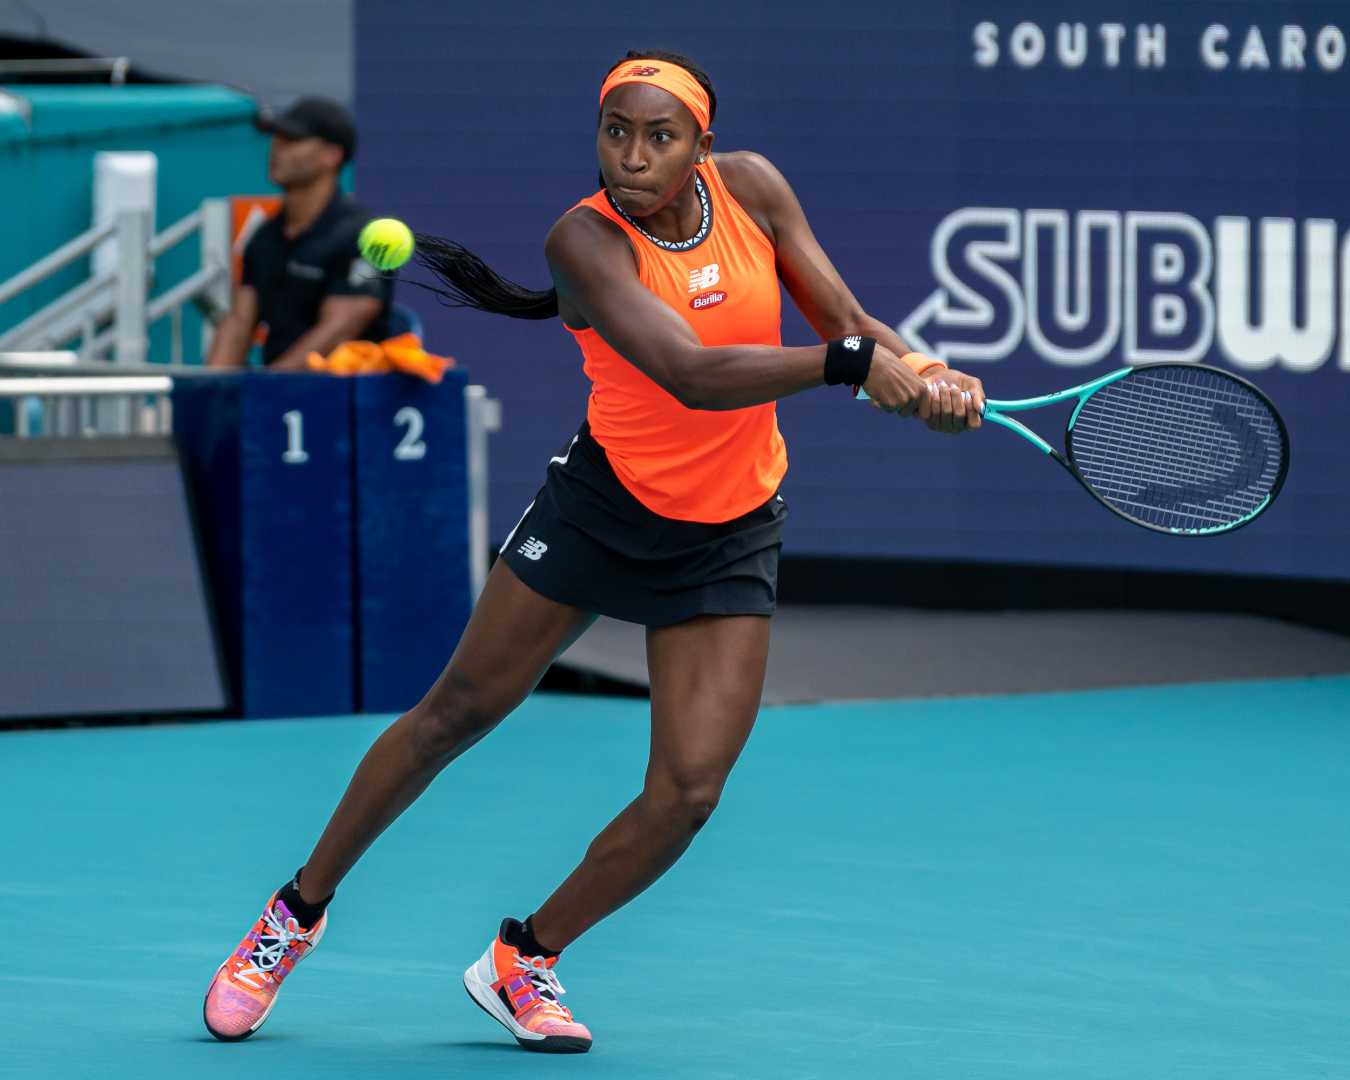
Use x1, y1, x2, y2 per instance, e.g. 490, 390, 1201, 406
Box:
690, 290, 728, 311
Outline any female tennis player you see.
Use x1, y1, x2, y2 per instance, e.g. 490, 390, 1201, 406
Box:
204, 50, 985, 1053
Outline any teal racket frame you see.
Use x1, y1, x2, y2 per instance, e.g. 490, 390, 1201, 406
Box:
858, 363, 1288, 536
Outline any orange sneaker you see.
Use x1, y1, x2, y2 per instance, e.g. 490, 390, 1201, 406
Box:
202, 890, 327, 1041
463, 919, 592, 1053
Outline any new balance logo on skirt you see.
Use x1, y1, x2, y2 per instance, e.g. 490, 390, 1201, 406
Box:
518, 537, 548, 561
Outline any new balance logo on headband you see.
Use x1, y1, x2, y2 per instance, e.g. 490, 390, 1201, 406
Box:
623, 65, 661, 77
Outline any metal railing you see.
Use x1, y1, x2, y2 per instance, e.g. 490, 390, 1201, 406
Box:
0, 58, 133, 85
0, 373, 173, 438
464, 384, 503, 598
0, 368, 503, 595
0, 199, 232, 366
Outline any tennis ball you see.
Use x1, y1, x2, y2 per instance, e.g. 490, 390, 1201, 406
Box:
359, 217, 415, 271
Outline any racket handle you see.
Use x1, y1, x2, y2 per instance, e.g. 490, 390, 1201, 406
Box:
854, 386, 984, 415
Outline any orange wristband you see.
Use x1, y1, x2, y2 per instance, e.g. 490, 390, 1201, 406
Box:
901, 351, 946, 376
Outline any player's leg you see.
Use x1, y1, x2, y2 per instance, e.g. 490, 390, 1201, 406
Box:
298, 561, 594, 899
531, 613, 770, 946
463, 614, 770, 1053
204, 560, 593, 1041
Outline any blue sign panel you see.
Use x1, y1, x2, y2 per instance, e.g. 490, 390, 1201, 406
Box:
356, 2, 1350, 579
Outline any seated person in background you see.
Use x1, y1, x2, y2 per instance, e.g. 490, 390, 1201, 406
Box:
207, 97, 391, 370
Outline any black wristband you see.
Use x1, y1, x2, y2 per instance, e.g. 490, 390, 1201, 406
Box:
824, 335, 875, 387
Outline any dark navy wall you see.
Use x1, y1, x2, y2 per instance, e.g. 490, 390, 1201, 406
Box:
356, 2, 1350, 580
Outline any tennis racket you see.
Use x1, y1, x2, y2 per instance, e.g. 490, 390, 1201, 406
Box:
862, 362, 1289, 536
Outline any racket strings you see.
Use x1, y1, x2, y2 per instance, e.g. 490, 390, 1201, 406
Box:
1075, 404, 1276, 526
1073, 375, 1281, 527
1079, 396, 1250, 494
1068, 367, 1285, 533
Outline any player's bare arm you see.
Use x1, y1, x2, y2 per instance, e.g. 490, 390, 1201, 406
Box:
547, 202, 930, 415
718, 150, 985, 432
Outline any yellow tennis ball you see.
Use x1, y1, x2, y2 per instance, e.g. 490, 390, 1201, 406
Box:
359, 218, 415, 271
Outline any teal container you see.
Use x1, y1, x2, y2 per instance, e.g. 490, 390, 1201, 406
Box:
0, 85, 294, 366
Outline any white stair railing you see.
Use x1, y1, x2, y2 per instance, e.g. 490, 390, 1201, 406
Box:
0, 198, 232, 366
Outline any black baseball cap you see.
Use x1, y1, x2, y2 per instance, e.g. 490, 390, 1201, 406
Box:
255, 96, 357, 162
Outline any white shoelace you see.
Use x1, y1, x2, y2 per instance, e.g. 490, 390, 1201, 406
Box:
235, 906, 317, 989
514, 955, 570, 1017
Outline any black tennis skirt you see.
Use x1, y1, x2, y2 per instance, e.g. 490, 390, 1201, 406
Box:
498, 422, 787, 627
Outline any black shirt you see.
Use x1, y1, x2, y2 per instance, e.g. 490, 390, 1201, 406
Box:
241, 194, 392, 365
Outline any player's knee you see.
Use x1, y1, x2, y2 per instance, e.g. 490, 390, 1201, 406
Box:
682, 789, 720, 833
411, 675, 500, 761
648, 768, 726, 834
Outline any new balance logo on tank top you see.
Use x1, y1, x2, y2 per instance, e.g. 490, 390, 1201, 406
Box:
564, 157, 787, 524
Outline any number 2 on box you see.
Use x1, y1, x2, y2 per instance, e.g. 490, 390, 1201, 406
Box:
394, 407, 427, 461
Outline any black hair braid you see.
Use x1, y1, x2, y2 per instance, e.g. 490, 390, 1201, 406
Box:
403, 50, 715, 321
405, 234, 558, 320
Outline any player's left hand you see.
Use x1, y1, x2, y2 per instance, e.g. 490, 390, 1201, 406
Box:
917, 368, 985, 434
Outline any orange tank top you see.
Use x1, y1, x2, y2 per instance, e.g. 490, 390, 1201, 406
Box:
564, 156, 788, 523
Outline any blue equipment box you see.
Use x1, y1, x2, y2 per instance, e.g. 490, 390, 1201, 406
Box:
173, 374, 355, 718
352, 371, 472, 713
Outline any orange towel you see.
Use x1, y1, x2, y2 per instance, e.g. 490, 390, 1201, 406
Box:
307, 333, 454, 383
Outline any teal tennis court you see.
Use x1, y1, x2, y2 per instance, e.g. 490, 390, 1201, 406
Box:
4, 676, 1347, 1079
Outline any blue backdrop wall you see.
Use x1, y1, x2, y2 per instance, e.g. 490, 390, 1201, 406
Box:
355, 1, 1350, 580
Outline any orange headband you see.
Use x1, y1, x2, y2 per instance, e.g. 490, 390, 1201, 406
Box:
598, 59, 711, 132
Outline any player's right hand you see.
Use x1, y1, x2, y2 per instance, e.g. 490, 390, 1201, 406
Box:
860, 345, 929, 416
